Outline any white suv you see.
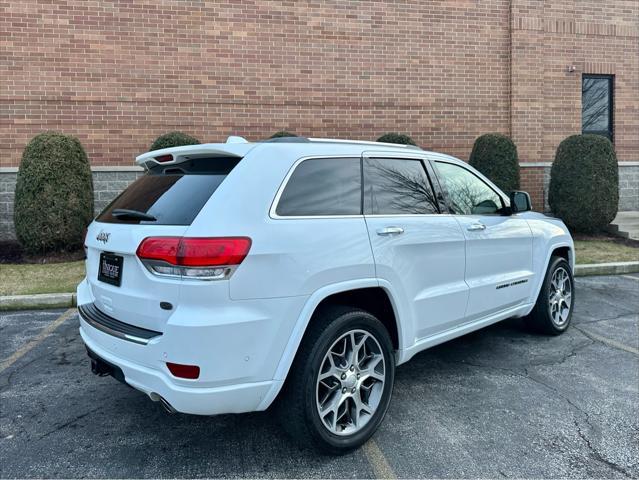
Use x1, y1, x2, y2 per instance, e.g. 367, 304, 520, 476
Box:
78, 137, 575, 452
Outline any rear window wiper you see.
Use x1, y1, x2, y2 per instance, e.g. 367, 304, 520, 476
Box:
111, 209, 157, 222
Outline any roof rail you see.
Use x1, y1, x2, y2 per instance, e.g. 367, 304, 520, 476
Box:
308, 138, 423, 150
260, 137, 310, 143
259, 136, 422, 149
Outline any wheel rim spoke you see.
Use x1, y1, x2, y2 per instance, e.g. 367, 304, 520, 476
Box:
316, 328, 386, 436
360, 356, 385, 382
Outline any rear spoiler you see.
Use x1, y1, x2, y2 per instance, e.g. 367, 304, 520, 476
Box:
135, 141, 255, 169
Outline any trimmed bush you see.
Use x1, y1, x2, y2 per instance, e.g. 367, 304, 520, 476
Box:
14, 132, 94, 254
549, 134, 618, 233
269, 131, 298, 138
150, 131, 200, 151
376, 133, 417, 146
469, 133, 520, 192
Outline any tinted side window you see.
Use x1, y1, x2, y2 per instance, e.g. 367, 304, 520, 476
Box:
364, 158, 439, 215
434, 161, 503, 215
276, 158, 361, 216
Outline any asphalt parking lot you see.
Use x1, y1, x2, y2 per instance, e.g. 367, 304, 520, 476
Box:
1, 274, 638, 478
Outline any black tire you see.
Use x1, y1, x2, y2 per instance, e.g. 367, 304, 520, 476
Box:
276, 305, 395, 453
525, 256, 575, 335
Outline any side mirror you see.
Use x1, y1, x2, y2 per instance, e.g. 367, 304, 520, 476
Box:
509, 191, 532, 213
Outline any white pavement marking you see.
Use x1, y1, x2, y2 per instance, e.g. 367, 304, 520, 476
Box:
0, 309, 61, 325
0, 308, 76, 374
621, 275, 639, 281
362, 438, 397, 479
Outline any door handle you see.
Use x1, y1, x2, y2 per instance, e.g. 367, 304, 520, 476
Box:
467, 222, 486, 231
376, 226, 404, 236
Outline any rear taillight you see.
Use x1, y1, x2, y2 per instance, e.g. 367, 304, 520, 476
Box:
136, 236, 251, 280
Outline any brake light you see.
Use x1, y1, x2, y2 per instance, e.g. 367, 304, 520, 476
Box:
136, 237, 251, 279
154, 154, 173, 163
166, 362, 200, 379
136, 236, 181, 264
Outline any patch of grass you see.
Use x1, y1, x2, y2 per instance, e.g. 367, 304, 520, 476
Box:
0, 261, 85, 296
574, 240, 638, 264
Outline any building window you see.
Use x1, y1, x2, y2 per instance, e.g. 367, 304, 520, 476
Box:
582, 74, 614, 140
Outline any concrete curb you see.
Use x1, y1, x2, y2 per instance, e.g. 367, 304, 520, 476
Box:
1, 262, 637, 311
0, 293, 76, 311
574, 261, 639, 277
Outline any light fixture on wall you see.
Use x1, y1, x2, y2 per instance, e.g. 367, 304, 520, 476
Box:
567, 65, 577, 73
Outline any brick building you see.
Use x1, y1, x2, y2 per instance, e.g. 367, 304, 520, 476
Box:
1, 0, 637, 240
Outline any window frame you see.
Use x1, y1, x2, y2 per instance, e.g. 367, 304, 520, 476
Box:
582, 74, 614, 141
430, 159, 509, 216
269, 155, 364, 219
362, 155, 442, 216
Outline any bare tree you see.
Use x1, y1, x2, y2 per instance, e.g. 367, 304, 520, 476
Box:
367, 162, 439, 214
444, 177, 499, 215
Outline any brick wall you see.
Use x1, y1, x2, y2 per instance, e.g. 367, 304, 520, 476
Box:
0, 0, 512, 169
510, 0, 639, 207
1, 1, 637, 240
520, 167, 545, 211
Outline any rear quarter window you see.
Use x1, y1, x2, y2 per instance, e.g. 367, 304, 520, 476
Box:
96, 157, 239, 225
275, 158, 361, 217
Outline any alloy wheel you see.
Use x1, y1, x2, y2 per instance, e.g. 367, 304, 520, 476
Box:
315, 329, 386, 436
548, 266, 572, 327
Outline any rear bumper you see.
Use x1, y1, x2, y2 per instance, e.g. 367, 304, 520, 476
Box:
80, 320, 280, 415
76, 278, 304, 415
79, 302, 162, 345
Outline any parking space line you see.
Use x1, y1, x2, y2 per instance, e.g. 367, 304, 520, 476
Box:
621, 275, 639, 281
0, 308, 76, 374
575, 326, 639, 356
362, 438, 397, 479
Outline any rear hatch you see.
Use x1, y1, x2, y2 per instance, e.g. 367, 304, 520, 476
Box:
84, 152, 243, 333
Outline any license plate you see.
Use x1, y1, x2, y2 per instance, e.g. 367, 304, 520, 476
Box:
98, 253, 123, 287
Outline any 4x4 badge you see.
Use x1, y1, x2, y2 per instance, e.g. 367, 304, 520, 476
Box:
96, 231, 110, 243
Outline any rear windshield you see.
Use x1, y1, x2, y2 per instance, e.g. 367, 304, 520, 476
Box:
96, 157, 240, 225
